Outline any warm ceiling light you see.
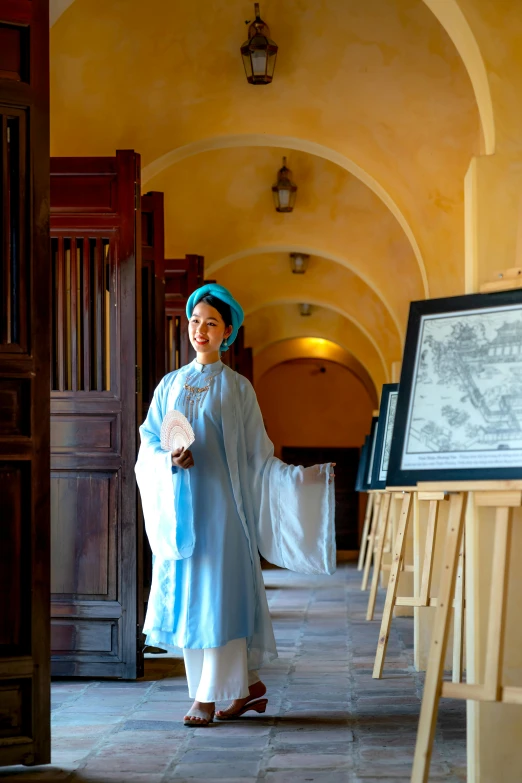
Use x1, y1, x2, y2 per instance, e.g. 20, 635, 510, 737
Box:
241, 3, 278, 86
272, 158, 297, 213
299, 303, 312, 317
290, 253, 309, 274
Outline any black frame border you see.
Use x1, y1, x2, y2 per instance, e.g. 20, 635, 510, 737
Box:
355, 436, 370, 493
362, 416, 378, 491
371, 383, 399, 490
387, 290, 522, 487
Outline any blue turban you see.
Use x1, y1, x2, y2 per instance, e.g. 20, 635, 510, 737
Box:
186, 284, 244, 351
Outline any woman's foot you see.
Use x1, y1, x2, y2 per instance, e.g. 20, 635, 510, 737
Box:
183, 700, 215, 726
215, 681, 267, 719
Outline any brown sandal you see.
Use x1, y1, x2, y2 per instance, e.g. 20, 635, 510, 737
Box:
215, 698, 268, 721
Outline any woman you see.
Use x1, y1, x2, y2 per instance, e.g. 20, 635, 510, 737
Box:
135, 284, 336, 727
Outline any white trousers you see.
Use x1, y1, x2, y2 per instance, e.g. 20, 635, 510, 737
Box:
183, 637, 260, 702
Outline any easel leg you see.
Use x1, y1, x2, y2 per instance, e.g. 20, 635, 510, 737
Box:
381, 513, 393, 588
411, 492, 467, 783
358, 493, 374, 571
372, 493, 412, 678
419, 499, 439, 605
452, 529, 465, 684
483, 506, 512, 701
362, 493, 382, 591
367, 492, 392, 621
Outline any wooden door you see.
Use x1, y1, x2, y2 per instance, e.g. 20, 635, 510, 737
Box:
237, 345, 253, 383
141, 191, 165, 418
50, 151, 143, 678
221, 327, 254, 381
281, 446, 360, 551
0, 0, 51, 766
164, 255, 204, 372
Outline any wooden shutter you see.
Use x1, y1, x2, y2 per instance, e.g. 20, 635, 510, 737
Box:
49, 151, 143, 678
164, 255, 204, 371
0, 0, 51, 766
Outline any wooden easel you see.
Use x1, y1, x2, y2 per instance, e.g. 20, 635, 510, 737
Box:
361, 491, 383, 591
367, 489, 418, 621
373, 490, 465, 681
408, 269, 522, 781
366, 491, 392, 620
410, 482, 522, 783
381, 493, 414, 583
357, 491, 375, 571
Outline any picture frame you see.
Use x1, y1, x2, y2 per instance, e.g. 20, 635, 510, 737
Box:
370, 383, 399, 489
355, 436, 370, 492
362, 416, 379, 491
387, 290, 522, 486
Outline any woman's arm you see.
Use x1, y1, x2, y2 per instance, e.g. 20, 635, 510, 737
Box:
135, 372, 196, 560
237, 376, 336, 575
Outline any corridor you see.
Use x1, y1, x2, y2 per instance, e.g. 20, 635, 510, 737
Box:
1, 565, 465, 783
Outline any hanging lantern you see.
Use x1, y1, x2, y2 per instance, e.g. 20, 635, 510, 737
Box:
272, 157, 297, 213
290, 253, 310, 274
241, 3, 278, 85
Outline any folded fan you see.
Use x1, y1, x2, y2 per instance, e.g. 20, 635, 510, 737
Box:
160, 410, 195, 452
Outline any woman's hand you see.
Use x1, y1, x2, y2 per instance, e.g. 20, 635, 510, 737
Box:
301, 463, 336, 485
171, 447, 194, 470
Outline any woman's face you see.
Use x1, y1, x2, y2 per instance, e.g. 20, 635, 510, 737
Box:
189, 302, 233, 356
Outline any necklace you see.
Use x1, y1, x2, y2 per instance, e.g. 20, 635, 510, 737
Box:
179, 366, 222, 422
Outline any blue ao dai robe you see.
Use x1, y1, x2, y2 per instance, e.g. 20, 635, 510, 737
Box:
136, 359, 336, 671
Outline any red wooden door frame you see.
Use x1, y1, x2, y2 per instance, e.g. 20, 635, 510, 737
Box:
141, 191, 165, 416
0, 0, 51, 766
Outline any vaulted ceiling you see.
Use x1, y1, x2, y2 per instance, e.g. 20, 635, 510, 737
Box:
51, 0, 511, 393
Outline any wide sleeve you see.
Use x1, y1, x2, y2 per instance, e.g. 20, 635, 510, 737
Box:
135, 376, 194, 560
239, 378, 336, 575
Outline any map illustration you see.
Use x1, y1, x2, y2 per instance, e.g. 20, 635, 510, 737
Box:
379, 391, 398, 481
403, 305, 522, 470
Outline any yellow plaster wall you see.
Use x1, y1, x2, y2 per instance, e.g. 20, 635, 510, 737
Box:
253, 338, 378, 408
463, 152, 522, 783
245, 305, 385, 393
256, 358, 374, 459
455, 0, 522, 156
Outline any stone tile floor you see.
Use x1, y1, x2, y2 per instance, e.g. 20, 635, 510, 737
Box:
1, 564, 466, 783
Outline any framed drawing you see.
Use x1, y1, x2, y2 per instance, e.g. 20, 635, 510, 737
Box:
387, 290, 522, 486
362, 416, 379, 491
355, 436, 370, 492
371, 383, 399, 489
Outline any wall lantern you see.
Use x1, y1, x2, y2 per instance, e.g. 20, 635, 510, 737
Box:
241, 3, 278, 85
272, 158, 297, 213
299, 303, 312, 317
290, 253, 309, 274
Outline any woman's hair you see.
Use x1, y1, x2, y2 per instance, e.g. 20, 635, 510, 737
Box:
198, 294, 233, 328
